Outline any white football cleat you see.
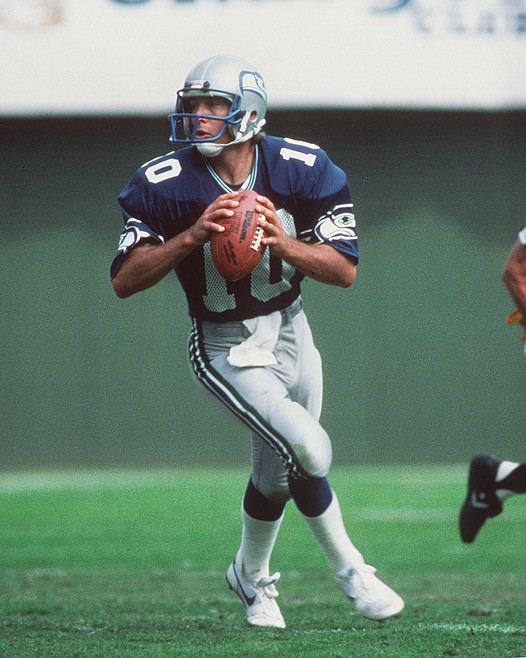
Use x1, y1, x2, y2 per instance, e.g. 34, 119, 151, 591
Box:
335, 564, 404, 620
226, 559, 286, 629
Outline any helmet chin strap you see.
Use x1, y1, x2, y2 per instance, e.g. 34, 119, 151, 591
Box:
196, 118, 266, 158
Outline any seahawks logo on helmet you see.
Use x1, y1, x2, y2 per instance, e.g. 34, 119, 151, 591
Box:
314, 204, 357, 243
239, 71, 267, 103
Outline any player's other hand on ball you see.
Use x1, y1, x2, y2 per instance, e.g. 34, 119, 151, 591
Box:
255, 195, 290, 257
189, 192, 240, 246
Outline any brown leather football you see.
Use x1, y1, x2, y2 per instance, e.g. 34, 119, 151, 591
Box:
210, 189, 266, 281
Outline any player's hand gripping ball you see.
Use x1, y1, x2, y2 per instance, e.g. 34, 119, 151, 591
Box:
210, 190, 266, 281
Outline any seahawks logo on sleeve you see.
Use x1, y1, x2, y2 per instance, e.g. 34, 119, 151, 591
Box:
116, 218, 164, 255
313, 204, 357, 244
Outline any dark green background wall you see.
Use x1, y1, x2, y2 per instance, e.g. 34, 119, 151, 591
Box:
2, 111, 525, 469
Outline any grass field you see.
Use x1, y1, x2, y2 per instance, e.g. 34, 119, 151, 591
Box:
0, 465, 524, 657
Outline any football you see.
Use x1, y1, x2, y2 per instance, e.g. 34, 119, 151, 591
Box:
210, 189, 266, 281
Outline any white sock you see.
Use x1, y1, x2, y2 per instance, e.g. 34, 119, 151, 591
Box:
496, 461, 520, 502
237, 507, 284, 583
301, 493, 365, 575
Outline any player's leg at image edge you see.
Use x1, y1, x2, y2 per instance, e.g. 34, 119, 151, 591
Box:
459, 454, 526, 543
227, 476, 404, 628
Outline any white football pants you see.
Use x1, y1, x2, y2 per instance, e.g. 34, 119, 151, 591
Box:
188, 298, 333, 502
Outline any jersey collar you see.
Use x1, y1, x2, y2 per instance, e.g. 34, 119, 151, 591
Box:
203, 144, 259, 193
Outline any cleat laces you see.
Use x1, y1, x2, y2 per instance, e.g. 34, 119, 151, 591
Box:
253, 573, 281, 611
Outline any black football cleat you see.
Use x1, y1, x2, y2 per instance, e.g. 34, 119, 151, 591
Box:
459, 454, 503, 543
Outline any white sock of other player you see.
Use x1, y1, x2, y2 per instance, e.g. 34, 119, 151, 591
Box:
236, 507, 284, 582
495, 460, 526, 501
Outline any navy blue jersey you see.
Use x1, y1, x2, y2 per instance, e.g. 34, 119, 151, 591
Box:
111, 135, 359, 322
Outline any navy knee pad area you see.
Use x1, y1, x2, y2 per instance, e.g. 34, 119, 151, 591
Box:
288, 475, 333, 517
243, 478, 286, 521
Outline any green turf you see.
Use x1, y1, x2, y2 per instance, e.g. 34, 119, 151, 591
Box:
0, 466, 524, 657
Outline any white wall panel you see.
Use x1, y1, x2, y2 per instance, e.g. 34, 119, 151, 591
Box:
1, 0, 525, 115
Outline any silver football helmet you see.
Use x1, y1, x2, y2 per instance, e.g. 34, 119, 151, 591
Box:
169, 54, 267, 157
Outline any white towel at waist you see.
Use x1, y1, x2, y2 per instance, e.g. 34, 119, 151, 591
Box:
227, 311, 282, 367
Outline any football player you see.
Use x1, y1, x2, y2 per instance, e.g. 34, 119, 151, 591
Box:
459, 230, 526, 543
111, 55, 404, 628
